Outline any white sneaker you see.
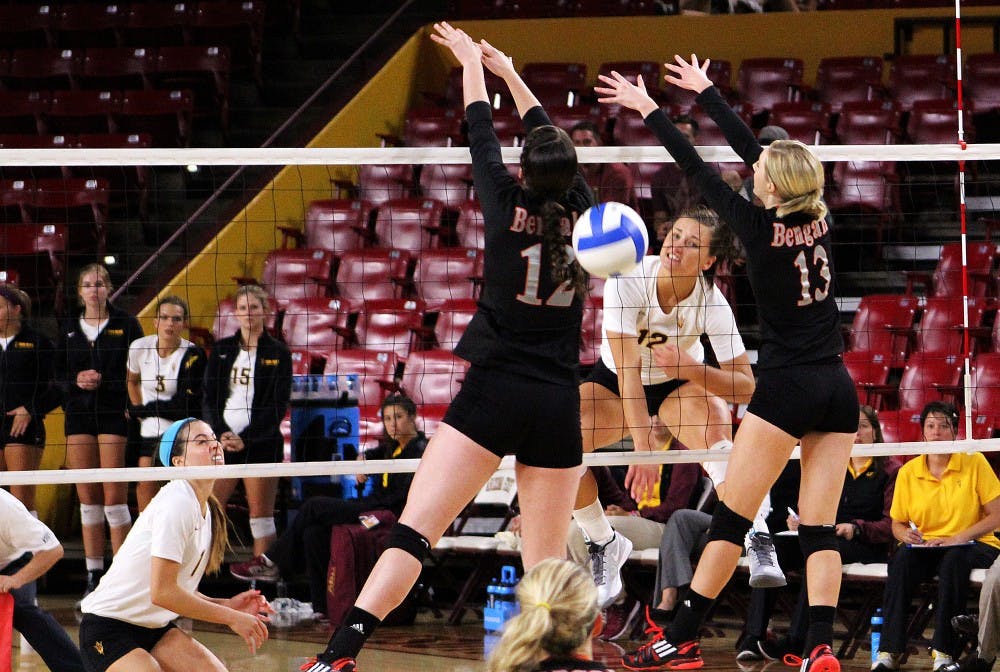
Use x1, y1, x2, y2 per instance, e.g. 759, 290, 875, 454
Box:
745, 530, 787, 588
932, 650, 953, 671
586, 532, 632, 608
872, 651, 901, 671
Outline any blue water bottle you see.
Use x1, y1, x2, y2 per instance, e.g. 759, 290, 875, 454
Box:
871, 608, 883, 663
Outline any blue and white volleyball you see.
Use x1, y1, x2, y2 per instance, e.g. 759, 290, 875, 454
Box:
572, 201, 649, 278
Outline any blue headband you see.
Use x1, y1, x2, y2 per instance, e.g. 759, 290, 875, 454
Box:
159, 418, 197, 468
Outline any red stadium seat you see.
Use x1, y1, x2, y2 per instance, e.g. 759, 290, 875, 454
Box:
487, 112, 524, 147
281, 297, 359, 361
598, 61, 661, 97
0, 270, 20, 286
395, 107, 462, 147
4, 48, 80, 91
25, 178, 111, 255
903, 241, 997, 298
191, 0, 264, 83
454, 200, 485, 250
0, 5, 54, 50
611, 110, 667, 146
971, 352, 1000, 438
432, 66, 509, 110
53, 4, 124, 49
334, 164, 413, 206
580, 295, 604, 367
876, 409, 923, 444
281, 199, 372, 253
0, 135, 72, 181
887, 54, 954, 112
842, 350, 891, 406
814, 56, 883, 113
0, 91, 49, 136
355, 298, 426, 358
845, 293, 918, 366
254, 248, 335, 310
372, 198, 445, 252
520, 62, 587, 107
120, 2, 193, 47
905, 99, 971, 144
965, 53, 1000, 114
736, 57, 804, 115
412, 248, 483, 309
0, 223, 66, 313
418, 164, 473, 209
887, 352, 964, 411
323, 349, 400, 410
912, 297, 987, 356
72, 133, 153, 218
835, 100, 901, 145
432, 298, 478, 351
45, 90, 120, 136
334, 248, 411, 302
767, 101, 832, 145
116, 89, 194, 147
827, 161, 900, 256
152, 45, 231, 134
399, 349, 470, 407
545, 104, 608, 138
78, 47, 155, 91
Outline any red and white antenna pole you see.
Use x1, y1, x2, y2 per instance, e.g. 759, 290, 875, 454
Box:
954, 0, 974, 440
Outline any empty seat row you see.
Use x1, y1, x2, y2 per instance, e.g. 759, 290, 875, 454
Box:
0, 178, 110, 255
0, 88, 193, 146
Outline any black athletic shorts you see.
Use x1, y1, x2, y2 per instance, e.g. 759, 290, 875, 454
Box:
584, 358, 687, 416
79, 613, 176, 672
64, 398, 129, 438
747, 359, 859, 439
0, 413, 45, 447
443, 365, 583, 469
222, 435, 283, 465
138, 436, 161, 460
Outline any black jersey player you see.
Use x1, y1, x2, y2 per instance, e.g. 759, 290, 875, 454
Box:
299, 22, 595, 672
597, 55, 857, 672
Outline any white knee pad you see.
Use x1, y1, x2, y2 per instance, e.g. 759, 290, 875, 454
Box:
249, 517, 277, 540
703, 439, 732, 488
80, 504, 105, 527
104, 504, 132, 529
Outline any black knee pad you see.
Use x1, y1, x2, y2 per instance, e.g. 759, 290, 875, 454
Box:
386, 523, 431, 563
798, 524, 839, 560
706, 502, 753, 546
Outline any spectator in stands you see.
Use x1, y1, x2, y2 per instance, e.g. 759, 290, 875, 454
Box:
57, 264, 143, 598
569, 120, 634, 207
872, 401, 1000, 672
486, 558, 614, 672
229, 394, 427, 618
944, 555, 1000, 672
0, 485, 85, 672
127, 295, 207, 510
764, 405, 897, 658
204, 284, 292, 557
0, 284, 60, 513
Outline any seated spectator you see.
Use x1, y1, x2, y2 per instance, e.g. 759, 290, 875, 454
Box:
873, 401, 1000, 672
943, 554, 999, 672
569, 120, 634, 207
0, 486, 85, 672
485, 558, 615, 672
229, 394, 427, 617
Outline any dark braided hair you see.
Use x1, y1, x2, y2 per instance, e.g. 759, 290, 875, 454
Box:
521, 125, 589, 300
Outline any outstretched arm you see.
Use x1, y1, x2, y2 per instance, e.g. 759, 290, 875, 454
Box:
430, 22, 487, 108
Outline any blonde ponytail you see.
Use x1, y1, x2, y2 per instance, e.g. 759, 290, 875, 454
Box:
485, 559, 600, 672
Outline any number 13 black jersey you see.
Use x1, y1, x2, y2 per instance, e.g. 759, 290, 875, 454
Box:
455, 101, 595, 384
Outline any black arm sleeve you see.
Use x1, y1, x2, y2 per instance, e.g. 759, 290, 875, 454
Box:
695, 86, 763, 168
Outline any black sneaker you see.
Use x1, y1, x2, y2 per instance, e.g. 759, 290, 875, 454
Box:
622, 610, 703, 670
737, 635, 765, 662
299, 656, 356, 672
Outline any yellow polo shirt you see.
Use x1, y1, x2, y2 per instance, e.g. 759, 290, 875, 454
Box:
890, 452, 1000, 549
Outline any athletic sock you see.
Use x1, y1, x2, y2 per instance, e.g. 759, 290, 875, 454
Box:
573, 498, 614, 546
667, 588, 714, 643
804, 605, 836, 653
650, 607, 674, 627
321, 607, 381, 662
753, 492, 772, 534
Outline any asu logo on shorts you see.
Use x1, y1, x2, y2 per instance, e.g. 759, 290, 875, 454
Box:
261, 358, 279, 366
94, 641, 104, 655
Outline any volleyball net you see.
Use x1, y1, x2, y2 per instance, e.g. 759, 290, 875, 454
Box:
0, 141, 998, 498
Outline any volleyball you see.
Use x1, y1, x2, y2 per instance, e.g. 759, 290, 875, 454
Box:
572, 201, 649, 278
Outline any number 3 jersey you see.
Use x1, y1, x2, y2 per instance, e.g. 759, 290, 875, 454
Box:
601, 256, 746, 386
457, 100, 594, 385
127, 334, 199, 438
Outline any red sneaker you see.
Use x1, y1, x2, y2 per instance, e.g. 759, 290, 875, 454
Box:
299, 657, 357, 672
621, 610, 703, 670
783, 644, 840, 672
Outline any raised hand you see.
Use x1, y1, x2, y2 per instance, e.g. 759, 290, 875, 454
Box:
429, 21, 481, 67
479, 39, 517, 81
664, 54, 713, 94
595, 72, 659, 117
